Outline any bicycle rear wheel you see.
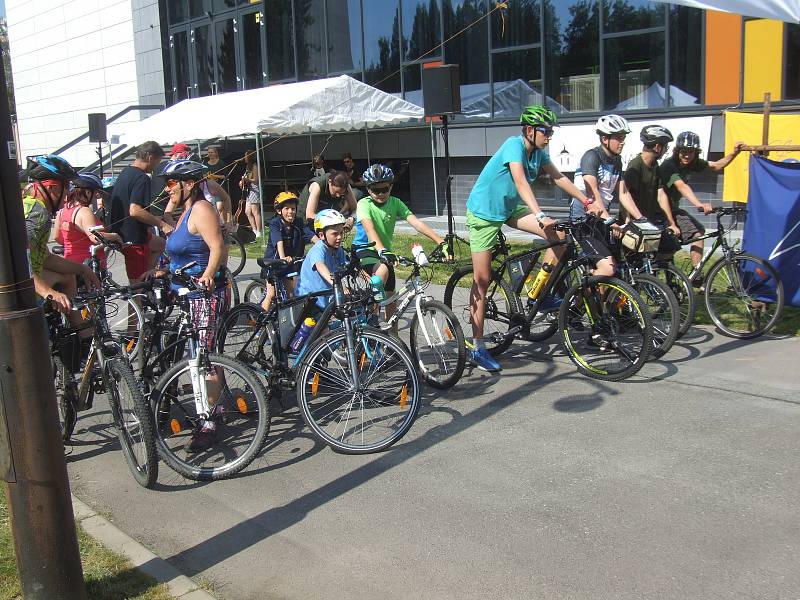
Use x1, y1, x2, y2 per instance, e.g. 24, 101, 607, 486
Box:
243, 279, 267, 305
222, 267, 240, 307
651, 263, 695, 338
559, 276, 653, 381
217, 302, 273, 369
409, 299, 466, 390
443, 266, 520, 356
296, 329, 420, 453
105, 358, 158, 488
630, 273, 679, 359
152, 353, 270, 480
53, 357, 78, 442
226, 233, 247, 276
704, 253, 784, 338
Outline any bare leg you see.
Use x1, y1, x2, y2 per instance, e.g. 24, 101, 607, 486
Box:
469, 250, 493, 343
690, 241, 703, 267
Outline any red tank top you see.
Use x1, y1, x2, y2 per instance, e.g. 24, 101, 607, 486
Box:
59, 205, 105, 265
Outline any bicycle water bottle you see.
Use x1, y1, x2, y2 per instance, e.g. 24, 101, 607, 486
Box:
289, 317, 316, 353
527, 262, 553, 299
411, 243, 429, 266
369, 275, 386, 302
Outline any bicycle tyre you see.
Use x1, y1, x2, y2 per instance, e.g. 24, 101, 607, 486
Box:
443, 265, 520, 356
409, 299, 466, 390
558, 276, 653, 381
651, 263, 696, 338
53, 357, 78, 442
629, 273, 679, 359
243, 279, 267, 305
152, 353, 270, 480
704, 253, 784, 339
226, 233, 247, 276
296, 328, 420, 454
216, 302, 273, 368
105, 295, 144, 362
105, 358, 158, 488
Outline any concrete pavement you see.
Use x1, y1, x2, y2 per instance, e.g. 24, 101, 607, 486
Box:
68, 257, 800, 600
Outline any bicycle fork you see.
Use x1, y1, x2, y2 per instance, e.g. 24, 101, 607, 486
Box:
187, 344, 212, 419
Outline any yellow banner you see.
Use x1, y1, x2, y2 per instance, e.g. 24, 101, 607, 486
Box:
723, 112, 800, 202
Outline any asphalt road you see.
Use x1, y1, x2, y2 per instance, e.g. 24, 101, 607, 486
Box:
66, 258, 800, 600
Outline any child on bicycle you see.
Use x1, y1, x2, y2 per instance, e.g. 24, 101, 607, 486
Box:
296, 209, 348, 310
261, 191, 316, 311
353, 164, 446, 332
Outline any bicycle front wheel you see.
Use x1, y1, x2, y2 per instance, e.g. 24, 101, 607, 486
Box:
226, 233, 247, 276
631, 273, 679, 359
705, 253, 784, 339
559, 276, 653, 381
53, 357, 78, 442
651, 263, 696, 338
296, 329, 421, 454
152, 353, 270, 480
409, 299, 466, 390
105, 358, 158, 488
443, 266, 520, 356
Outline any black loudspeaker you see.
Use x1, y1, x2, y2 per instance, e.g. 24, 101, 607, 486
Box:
422, 64, 461, 116
88, 113, 107, 143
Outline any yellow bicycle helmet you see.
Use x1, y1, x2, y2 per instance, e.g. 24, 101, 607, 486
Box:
274, 191, 299, 210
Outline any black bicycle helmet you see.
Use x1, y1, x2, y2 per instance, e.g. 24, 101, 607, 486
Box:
675, 131, 702, 151
157, 159, 209, 181
520, 105, 558, 128
640, 125, 674, 146
73, 172, 104, 191
26, 154, 78, 181
362, 163, 394, 187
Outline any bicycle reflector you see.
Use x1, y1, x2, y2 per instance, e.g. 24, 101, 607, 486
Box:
236, 396, 248, 414
170, 419, 182, 434
311, 372, 320, 396
400, 384, 408, 409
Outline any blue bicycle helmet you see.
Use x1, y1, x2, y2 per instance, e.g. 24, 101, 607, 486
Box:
157, 159, 208, 181
26, 154, 77, 181
73, 172, 104, 190
362, 163, 394, 187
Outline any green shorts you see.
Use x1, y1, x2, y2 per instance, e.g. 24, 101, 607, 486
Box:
466, 206, 530, 253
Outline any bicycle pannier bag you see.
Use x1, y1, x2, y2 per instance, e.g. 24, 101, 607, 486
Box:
621, 220, 662, 253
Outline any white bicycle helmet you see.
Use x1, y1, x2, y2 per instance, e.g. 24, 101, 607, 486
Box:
596, 114, 631, 136
314, 208, 347, 233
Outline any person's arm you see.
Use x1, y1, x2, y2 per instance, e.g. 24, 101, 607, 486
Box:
33, 273, 72, 312
616, 179, 643, 221
305, 181, 321, 222
543, 162, 591, 208
314, 259, 334, 286
190, 201, 225, 289
208, 180, 232, 223
508, 162, 548, 222
672, 179, 712, 214
708, 142, 745, 171
74, 206, 123, 244
579, 174, 608, 217
360, 217, 385, 252
41, 252, 101, 289
406, 214, 444, 246
657, 188, 680, 236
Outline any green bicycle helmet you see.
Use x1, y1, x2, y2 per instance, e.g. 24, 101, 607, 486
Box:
520, 105, 558, 128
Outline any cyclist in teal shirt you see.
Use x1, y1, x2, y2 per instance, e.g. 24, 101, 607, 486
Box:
465, 105, 591, 373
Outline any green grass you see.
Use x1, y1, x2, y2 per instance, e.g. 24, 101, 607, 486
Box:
243, 235, 800, 336
0, 492, 174, 600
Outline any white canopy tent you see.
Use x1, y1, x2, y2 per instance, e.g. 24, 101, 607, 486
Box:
651, 0, 800, 23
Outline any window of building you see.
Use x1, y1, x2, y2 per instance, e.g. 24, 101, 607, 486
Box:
491, 0, 540, 49
443, 0, 489, 117
668, 5, 701, 106
786, 24, 800, 99
190, 0, 212, 21
363, 1, 401, 93
242, 10, 266, 89
491, 47, 543, 120
170, 30, 190, 102
544, 0, 600, 113
402, 0, 441, 62
193, 25, 215, 97
603, 32, 665, 110
266, 0, 296, 81
603, 0, 664, 33
215, 19, 238, 93
168, 1, 188, 24
296, 0, 327, 80
327, 0, 363, 74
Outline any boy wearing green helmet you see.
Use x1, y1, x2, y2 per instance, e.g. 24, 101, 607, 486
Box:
465, 105, 592, 373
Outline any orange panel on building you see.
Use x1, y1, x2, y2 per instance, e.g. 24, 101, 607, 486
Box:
705, 11, 742, 105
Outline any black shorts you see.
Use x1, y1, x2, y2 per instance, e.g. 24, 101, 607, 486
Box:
673, 209, 706, 244
363, 262, 396, 292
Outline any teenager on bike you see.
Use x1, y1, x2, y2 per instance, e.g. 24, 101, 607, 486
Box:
570, 114, 640, 277
296, 209, 348, 310
659, 131, 745, 274
353, 163, 446, 332
23, 155, 101, 314
466, 105, 591, 373
261, 191, 316, 311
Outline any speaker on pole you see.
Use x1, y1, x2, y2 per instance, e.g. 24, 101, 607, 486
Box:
422, 64, 461, 116
88, 113, 107, 143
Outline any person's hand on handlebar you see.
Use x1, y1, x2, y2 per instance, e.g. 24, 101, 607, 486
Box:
538, 216, 557, 229
668, 223, 681, 237
48, 291, 72, 314
197, 273, 216, 291
696, 203, 713, 215
379, 249, 397, 264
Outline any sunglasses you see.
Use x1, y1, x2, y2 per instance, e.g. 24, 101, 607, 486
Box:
535, 127, 555, 137
369, 186, 391, 195
166, 179, 179, 189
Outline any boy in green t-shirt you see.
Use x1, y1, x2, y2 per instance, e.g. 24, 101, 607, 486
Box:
353, 164, 446, 330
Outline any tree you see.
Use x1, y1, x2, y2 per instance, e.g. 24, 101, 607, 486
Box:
0, 19, 16, 118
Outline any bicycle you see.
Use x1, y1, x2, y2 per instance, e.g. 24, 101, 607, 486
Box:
679, 206, 784, 338
225, 228, 247, 277
444, 220, 654, 381
46, 283, 158, 488
136, 265, 270, 481
218, 247, 422, 453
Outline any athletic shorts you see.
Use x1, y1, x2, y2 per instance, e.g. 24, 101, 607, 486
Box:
673, 209, 706, 244
363, 262, 396, 292
466, 205, 530, 253
188, 285, 229, 351
246, 189, 260, 205
122, 244, 149, 281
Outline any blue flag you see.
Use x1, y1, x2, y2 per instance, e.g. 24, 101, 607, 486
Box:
744, 155, 800, 307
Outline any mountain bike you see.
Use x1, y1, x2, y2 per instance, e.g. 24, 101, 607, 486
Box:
444, 220, 654, 381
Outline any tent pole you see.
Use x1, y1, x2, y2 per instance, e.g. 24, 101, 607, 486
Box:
430, 119, 439, 217
255, 131, 266, 245
365, 125, 370, 165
